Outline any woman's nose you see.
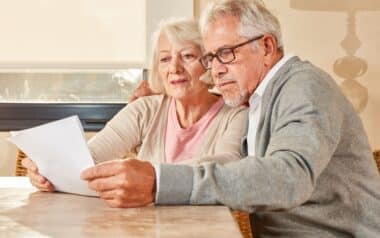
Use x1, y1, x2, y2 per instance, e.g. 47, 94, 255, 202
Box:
168, 56, 184, 74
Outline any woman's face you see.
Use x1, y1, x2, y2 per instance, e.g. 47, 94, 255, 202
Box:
157, 33, 208, 100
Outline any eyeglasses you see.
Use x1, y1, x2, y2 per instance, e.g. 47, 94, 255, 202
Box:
199, 35, 264, 70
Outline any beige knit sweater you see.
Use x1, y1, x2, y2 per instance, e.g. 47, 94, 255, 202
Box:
88, 95, 248, 165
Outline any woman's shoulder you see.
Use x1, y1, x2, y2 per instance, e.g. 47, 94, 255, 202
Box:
209, 101, 248, 138
209, 101, 248, 127
128, 94, 168, 110
220, 103, 248, 117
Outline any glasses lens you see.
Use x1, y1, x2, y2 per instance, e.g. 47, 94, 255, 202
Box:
217, 48, 235, 63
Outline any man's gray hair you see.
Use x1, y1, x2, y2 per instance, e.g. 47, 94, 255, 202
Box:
199, 0, 283, 51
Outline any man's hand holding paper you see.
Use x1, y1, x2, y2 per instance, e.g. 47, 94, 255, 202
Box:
81, 158, 156, 208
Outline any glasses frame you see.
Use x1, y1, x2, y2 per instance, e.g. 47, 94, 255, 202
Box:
199, 35, 264, 70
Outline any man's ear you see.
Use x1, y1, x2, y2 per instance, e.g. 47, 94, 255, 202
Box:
262, 35, 279, 66
263, 35, 277, 57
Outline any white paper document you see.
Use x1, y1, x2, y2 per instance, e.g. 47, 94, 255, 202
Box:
8, 115, 98, 197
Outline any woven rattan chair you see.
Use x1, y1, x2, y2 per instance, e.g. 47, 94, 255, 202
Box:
15, 150, 28, 176
15, 149, 380, 238
232, 210, 253, 238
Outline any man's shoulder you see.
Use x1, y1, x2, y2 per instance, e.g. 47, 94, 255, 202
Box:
271, 57, 337, 97
286, 58, 332, 84
265, 58, 351, 119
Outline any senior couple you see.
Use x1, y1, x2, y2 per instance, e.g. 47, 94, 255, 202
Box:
23, 0, 380, 237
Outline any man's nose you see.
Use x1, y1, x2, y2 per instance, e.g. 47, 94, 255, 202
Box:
211, 58, 227, 79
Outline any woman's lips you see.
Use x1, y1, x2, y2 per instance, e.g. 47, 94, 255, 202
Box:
170, 79, 188, 85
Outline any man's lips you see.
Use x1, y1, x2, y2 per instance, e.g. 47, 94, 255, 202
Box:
217, 81, 236, 88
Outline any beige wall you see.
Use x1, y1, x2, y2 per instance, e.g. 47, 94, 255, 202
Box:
195, 0, 380, 150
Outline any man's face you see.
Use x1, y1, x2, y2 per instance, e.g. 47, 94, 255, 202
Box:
203, 15, 266, 106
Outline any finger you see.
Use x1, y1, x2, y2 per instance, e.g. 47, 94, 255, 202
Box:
81, 160, 124, 180
88, 174, 125, 192
129, 81, 146, 102
129, 94, 138, 102
43, 181, 54, 191
137, 85, 153, 97
98, 188, 128, 200
22, 158, 37, 172
104, 198, 151, 208
103, 198, 123, 208
28, 174, 54, 191
99, 188, 154, 208
28, 170, 46, 184
27, 170, 55, 190
34, 180, 55, 192
102, 197, 132, 208
138, 80, 149, 90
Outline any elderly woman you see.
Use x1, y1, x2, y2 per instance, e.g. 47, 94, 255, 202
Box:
23, 19, 247, 199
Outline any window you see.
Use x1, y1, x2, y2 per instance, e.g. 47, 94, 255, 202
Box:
0, 70, 144, 103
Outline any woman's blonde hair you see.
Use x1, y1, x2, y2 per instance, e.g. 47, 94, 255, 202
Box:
148, 18, 210, 93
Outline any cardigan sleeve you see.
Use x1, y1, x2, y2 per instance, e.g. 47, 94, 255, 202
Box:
88, 96, 160, 164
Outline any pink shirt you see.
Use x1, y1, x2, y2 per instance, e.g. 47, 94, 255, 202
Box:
165, 97, 224, 163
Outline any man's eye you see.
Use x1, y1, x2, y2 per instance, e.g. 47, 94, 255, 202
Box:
218, 49, 233, 59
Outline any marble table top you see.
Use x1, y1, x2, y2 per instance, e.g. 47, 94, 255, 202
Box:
0, 177, 242, 237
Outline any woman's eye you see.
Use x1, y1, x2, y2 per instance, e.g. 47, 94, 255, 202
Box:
159, 57, 170, 63
182, 53, 195, 60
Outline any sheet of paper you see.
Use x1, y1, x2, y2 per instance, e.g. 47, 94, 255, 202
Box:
8, 115, 98, 197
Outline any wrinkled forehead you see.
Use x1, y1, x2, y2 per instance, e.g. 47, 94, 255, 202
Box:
202, 16, 244, 52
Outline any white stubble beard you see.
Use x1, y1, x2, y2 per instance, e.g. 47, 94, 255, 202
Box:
220, 82, 249, 107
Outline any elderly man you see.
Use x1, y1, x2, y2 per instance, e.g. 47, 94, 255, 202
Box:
82, 0, 380, 237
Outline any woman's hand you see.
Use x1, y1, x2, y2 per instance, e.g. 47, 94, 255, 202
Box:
21, 157, 54, 192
